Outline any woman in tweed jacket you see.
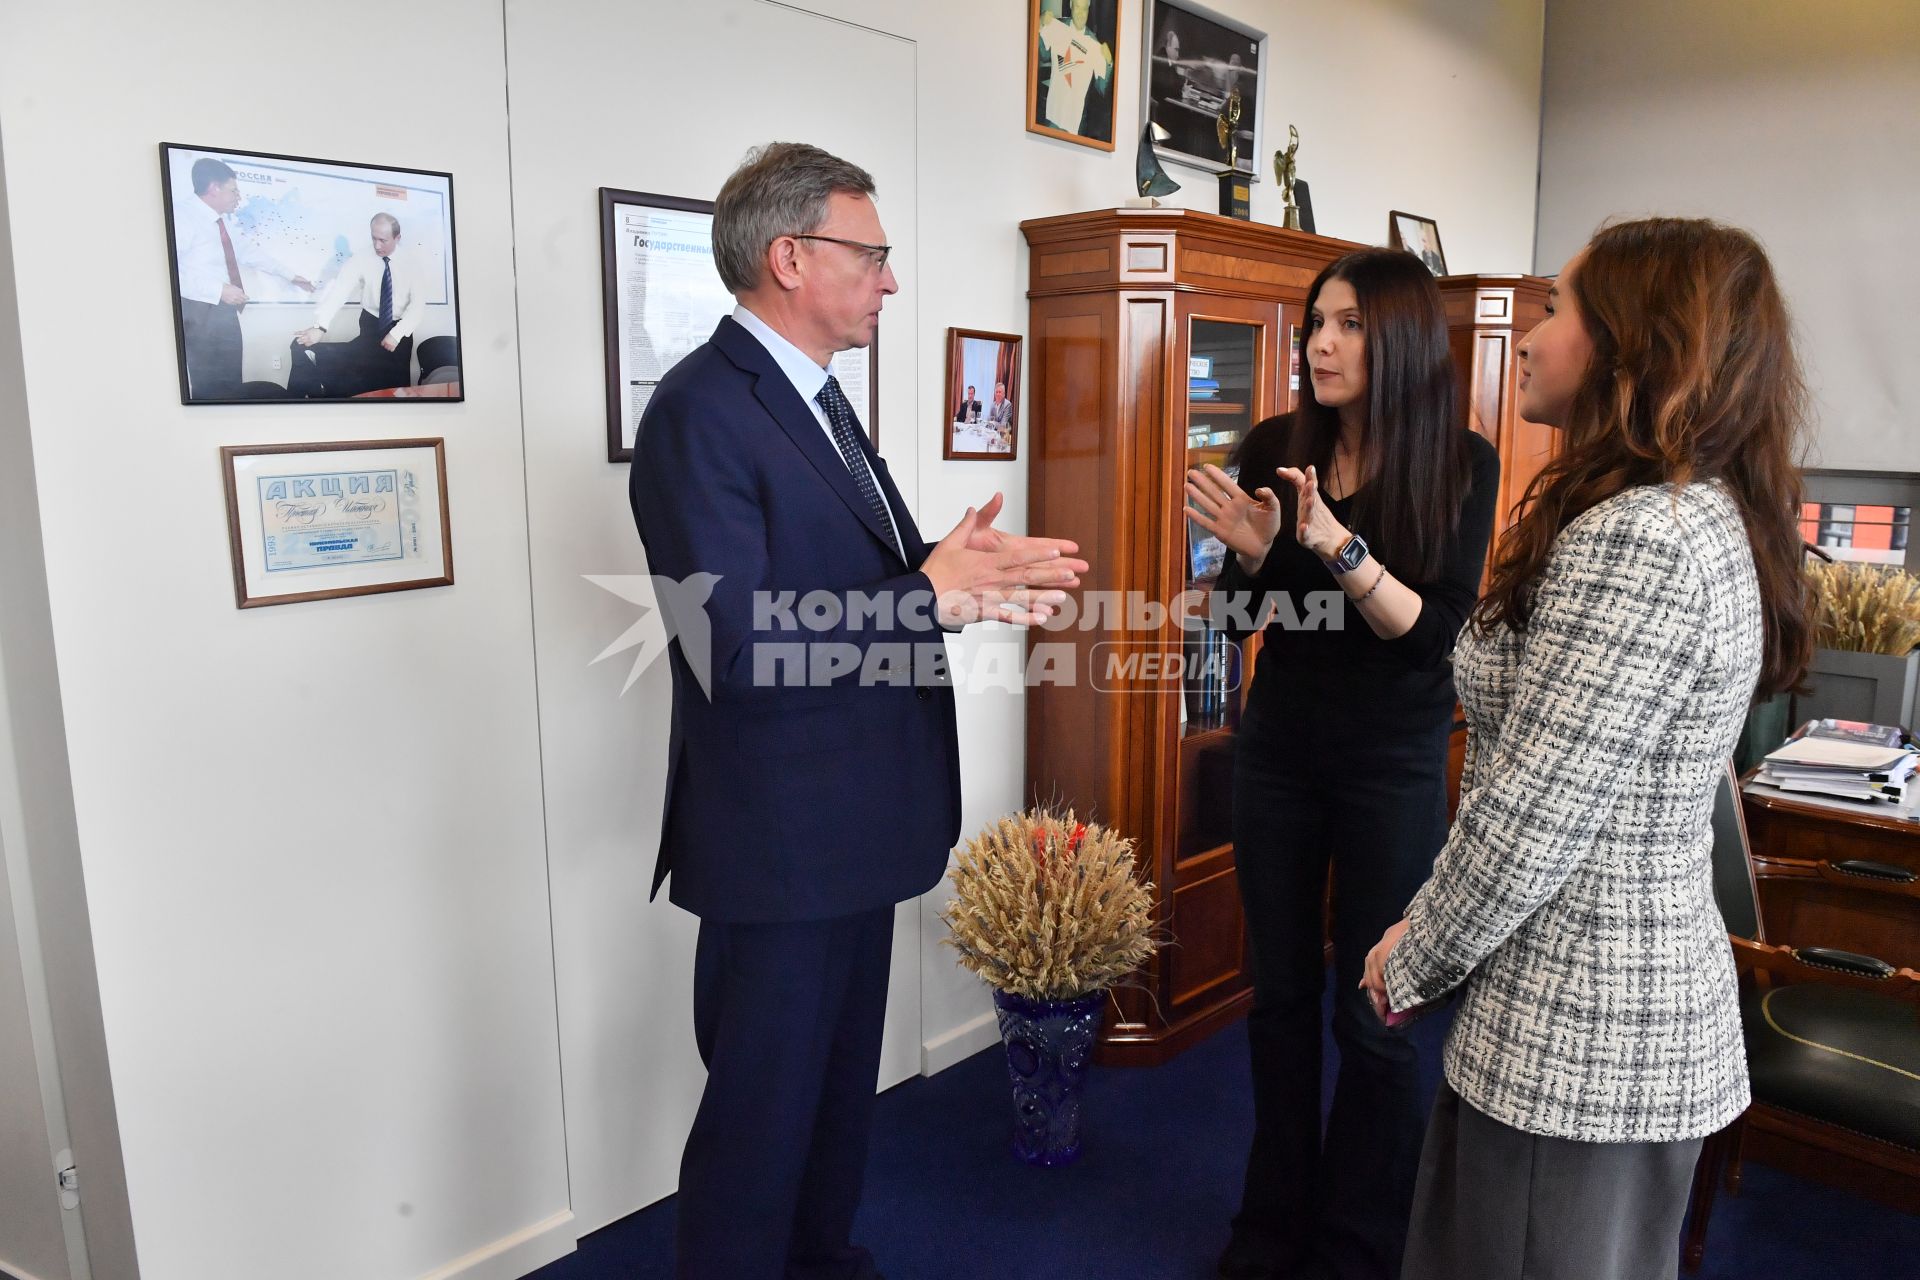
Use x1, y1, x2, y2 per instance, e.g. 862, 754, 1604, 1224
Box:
1362, 218, 1813, 1280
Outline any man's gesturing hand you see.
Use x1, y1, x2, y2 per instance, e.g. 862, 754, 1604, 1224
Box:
921, 494, 1088, 627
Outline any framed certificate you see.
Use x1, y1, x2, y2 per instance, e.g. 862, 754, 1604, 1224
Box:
600, 187, 876, 462
220, 438, 454, 608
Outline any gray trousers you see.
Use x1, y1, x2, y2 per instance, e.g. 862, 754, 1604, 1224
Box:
1402, 1082, 1701, 1280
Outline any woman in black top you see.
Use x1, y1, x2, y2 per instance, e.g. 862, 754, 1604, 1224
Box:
1186, 248, 1500, 1280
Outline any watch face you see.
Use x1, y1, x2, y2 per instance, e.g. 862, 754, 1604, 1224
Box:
1337, 536, 1368, 573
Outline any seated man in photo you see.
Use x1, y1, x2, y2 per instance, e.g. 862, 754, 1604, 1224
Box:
954, 383, 982, 424
289, 212, 426, 397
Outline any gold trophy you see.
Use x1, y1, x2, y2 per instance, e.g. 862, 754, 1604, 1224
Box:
1215, 88, 1249, 219
1275, 125, 1302, 230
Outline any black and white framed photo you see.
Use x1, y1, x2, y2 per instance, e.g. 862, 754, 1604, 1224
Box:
943, 328, 1022, 461
220, 438, 453, 609
1027, 0, 1121, 151
600, 187, 875, 463
160, 143, 462, 405
1141, 0, 1267, 177
1389, 210, 1448, 276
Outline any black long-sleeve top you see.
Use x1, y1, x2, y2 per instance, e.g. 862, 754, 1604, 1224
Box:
1214, 420, 1501, 731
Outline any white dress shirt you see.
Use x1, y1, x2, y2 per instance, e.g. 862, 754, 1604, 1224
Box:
731, 305, 899, 540
171, 197, 296, 305
311, 248, 428, 341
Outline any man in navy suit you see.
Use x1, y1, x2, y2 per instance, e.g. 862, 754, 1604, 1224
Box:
630, 142, 1088, 1280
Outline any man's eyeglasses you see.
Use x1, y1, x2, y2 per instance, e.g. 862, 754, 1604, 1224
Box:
792, 234, 891, 271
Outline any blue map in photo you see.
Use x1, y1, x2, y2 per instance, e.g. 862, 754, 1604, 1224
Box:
169, 148, 454, 307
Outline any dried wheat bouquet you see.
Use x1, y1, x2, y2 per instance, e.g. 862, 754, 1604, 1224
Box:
941, 808, 1158, 1001
1807, 560, 1920, 656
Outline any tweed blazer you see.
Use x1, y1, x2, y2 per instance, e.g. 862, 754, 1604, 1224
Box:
1384, 482, 1762, 1142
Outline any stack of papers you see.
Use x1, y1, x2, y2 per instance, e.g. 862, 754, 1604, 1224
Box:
1757, 719, 1917, 803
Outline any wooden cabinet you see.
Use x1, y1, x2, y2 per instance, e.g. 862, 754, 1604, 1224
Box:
1019, 208, 1364, 1064
1436, 274, 1558, 817
1017, 213, 1557, 1062
1439, 274, 1557, 543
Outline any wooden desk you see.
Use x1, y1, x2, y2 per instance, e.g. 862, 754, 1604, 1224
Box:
353, 381, 461, 399
1742, 776, 1920, 873
1741, 775, 1920, 970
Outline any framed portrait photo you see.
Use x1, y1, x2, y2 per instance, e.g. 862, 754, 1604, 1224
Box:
1142, 0, 1267, 176
601, 187, 875, 462
1027, 0, 1121, 151
160, 143, 463, 405
220, 438, 453, 608
1389, 210, 1448, 276
944, 328, 1022, 461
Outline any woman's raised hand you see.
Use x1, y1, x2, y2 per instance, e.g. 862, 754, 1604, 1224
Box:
1184, 463, 1285, 564
1275, 464, 1348, 561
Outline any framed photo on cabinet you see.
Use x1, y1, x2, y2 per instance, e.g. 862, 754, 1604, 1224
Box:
1389, 210, 1448, 275
160, 143, 463, 405
1141, 0, 1267, 176
1027, 0, 1120, 151
601, 187, 875, 461
220, 438, 453, 608
944, 328, 1022, 460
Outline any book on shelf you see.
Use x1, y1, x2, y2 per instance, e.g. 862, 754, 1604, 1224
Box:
1182, 625, 1240, 728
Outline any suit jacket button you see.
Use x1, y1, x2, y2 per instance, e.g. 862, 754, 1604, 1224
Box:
915, 686, 932, 702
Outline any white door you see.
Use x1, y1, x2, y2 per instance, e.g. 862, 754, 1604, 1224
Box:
507, 0, 921, 1238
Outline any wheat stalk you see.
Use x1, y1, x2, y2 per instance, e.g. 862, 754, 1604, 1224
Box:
939, 807, 1160, 1001
1807, 560, 1920, 656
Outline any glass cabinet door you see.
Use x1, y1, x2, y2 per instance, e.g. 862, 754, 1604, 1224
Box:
1177, 302, 1277, 745
1184, 316, 1261, 556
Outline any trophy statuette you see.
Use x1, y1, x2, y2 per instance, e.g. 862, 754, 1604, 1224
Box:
1275, 125, 1302, 231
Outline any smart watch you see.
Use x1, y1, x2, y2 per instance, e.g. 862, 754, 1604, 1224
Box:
1328, 533, 1370, 576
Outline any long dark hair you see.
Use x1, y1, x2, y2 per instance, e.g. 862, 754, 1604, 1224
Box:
1281, 249, 1469, 581
1476, 217, 1812, 697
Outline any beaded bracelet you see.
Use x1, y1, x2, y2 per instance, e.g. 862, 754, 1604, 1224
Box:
1354, 562, 1388, 604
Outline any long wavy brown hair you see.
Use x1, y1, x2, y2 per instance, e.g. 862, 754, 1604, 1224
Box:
1476, 217, 1812, 697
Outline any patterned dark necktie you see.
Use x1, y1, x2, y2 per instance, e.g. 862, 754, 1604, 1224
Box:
816, 375, 901, 559
378, 257, 395, 330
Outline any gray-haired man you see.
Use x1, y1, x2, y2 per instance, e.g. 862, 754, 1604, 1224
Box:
630, 142, 1085, 1278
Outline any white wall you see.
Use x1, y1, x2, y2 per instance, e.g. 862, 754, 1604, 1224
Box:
0, 843, 68, 1280
1536, 0, 1920, 470
0, 122, 133, 1280
0, 125, 72, 1280
0, 0, 1546, 1274
0, 3, 569, 1279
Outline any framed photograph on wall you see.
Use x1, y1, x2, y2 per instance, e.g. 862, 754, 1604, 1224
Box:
1141, 0, 1267, 176
220, 438, 453, 608
160, 143, 462, 405
1026, 0, 1120, 151
601, 187, 875, 462
1389, 211, 1448, 276
944, 328, 1022, 461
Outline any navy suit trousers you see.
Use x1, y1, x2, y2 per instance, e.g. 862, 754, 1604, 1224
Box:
676, 906, 894, 1280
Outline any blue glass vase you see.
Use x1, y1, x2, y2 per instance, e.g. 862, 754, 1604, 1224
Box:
992, 988, 1103, 1167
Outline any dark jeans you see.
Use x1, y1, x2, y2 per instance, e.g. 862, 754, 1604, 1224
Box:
1228, 696, 1451, 1280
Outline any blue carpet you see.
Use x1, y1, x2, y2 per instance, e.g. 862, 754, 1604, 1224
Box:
530, 1000, 1920, 1279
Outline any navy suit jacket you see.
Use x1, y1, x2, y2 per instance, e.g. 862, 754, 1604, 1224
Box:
630, 316, 963, 923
